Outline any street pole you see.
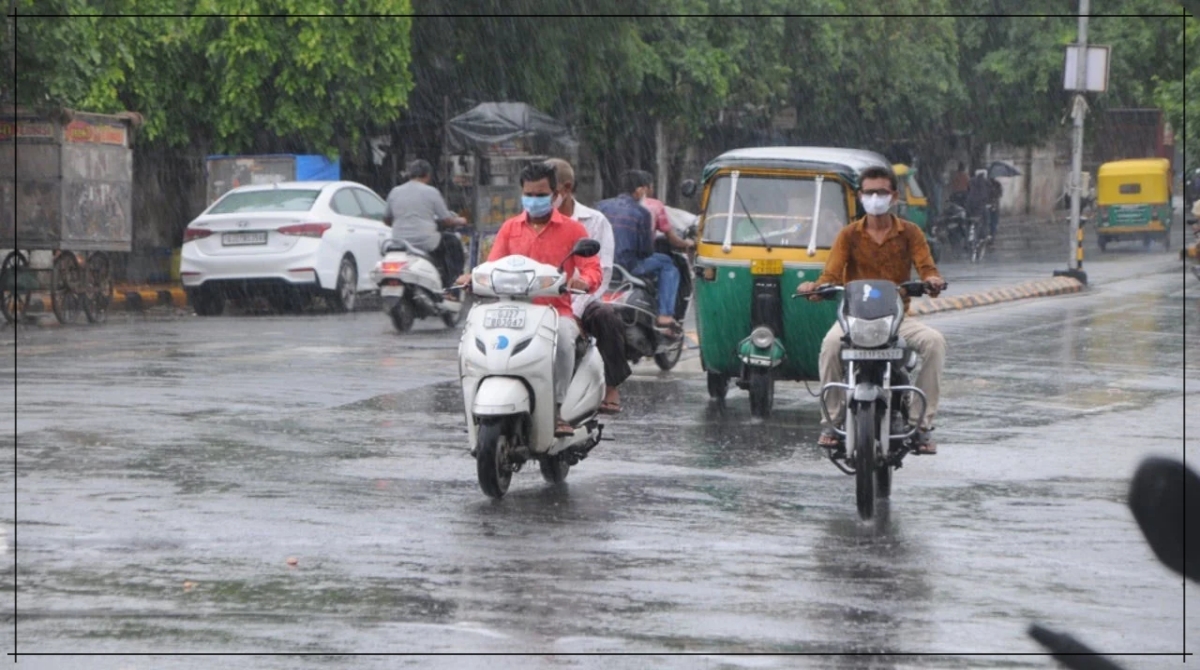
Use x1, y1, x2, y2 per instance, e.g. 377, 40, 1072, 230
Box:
1060, 0, 1090, 284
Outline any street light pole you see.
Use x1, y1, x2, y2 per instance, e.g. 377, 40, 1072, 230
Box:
1061, 0, 1090, 283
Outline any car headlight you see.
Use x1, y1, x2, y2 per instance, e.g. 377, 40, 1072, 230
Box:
846, 316, 893, 348
491, 269, 534, 295
750, 326, 775, 349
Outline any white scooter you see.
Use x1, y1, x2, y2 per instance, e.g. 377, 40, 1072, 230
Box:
458, 239, 606, 498
369, 239, 467, 332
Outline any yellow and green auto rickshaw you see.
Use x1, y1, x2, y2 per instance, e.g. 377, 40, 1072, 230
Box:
1095, 158, 1174, 251
680, 147, 891, 417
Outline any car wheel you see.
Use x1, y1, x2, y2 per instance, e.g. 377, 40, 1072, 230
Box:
327, 256, 357, 313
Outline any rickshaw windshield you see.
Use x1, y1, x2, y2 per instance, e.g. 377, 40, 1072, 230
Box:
702, 175, 848, 248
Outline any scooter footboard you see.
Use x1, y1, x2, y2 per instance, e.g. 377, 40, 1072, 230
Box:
473, 377, 532, 416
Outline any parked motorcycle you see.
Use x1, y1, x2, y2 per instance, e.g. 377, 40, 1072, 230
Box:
796, 279, 944, 520
369, 239, 469, 333
458, 239, 605, 499
604, 235, 695, 372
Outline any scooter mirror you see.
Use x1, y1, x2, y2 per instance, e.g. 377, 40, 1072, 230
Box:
681, 179, 697, 198
571, 239, 601, 258
1128, 456, 1200, 583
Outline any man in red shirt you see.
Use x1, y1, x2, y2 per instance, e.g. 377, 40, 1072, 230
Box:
637, 170, 695, 254
459, 162, 602, 436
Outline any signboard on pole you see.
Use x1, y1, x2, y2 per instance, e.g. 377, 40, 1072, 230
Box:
1063, 45, 1110, 92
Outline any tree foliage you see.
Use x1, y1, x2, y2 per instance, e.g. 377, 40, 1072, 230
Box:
10, 0, 415, 155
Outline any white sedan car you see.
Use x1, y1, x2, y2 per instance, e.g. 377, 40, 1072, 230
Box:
180, 181, 391, 315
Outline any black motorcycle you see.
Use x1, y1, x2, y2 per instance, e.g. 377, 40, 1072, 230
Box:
604, 243, 693, 371
796, 279, 943, 520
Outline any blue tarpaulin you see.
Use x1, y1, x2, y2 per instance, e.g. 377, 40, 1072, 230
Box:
204, 154, 341, 204
292, 155, 341, 181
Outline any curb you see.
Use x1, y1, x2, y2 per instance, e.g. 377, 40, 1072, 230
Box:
20, 285, 189, 316
907, 276, 1085, 317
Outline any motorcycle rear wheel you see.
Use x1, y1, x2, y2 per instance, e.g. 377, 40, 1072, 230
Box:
654, 335, 683, 371
476, 418, 514, 499
853, 403, 877, 520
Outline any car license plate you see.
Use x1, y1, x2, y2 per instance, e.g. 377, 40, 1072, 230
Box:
483, 308, 525, 329
380, 285, 405, 297
842, 348, 904, 361
222, 231, 267, 246
750, 259, 783, 275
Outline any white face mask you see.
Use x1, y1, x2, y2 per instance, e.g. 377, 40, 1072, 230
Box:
552, 193, 564, 210
862, 193, 892, 216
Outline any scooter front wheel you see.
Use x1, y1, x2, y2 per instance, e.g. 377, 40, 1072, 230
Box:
476, 418, 514, 499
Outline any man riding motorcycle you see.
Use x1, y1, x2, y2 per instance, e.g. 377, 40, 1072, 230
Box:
796, 166, 948, 455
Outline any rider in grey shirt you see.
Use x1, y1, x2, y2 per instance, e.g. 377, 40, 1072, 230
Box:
384, 159, 468, 288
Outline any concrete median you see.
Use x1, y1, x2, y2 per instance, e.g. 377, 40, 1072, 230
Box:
19, 284, 189, 316
907, 276, 1085, 317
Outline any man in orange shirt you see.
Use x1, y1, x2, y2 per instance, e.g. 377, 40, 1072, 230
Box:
797, 166, 948, 454
458, 162, 602, 437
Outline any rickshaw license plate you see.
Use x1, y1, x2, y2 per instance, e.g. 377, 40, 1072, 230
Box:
483, 308, 525, 329
750, 259, 783, 275
222, 231, 267, 246
842, 348, 904, 361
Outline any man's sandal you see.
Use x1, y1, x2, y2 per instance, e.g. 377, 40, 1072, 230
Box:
912, 429, 937, 455
598, 400, 622, 415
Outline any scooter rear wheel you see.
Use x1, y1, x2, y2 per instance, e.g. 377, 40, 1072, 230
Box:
390, 299, 415, 333
476, 418, 513, 499
538, 453, 570, 484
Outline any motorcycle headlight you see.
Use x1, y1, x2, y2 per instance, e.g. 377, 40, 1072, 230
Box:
490, 270, 534, 295
750, 326, 775, 349
846, 316, 893, 348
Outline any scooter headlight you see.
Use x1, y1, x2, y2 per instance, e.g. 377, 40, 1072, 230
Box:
750, 326, 775, 349
846, 316, 893, 348
490, 269, 534, 295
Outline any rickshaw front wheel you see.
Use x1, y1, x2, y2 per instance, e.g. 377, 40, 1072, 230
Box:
706, 372, 728, 402
748, 367, 774, 418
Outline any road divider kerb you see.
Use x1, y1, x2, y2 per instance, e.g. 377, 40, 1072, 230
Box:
907, 276, 1085, 317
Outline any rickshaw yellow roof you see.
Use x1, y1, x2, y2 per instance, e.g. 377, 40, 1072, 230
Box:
1097, 159, 1172, 177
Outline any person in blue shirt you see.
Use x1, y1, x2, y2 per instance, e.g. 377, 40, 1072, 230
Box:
595, 170, 680, 327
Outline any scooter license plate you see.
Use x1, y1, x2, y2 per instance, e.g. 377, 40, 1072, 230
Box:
842, 348, 904, 361
483, 308, 525, 329
380, 285, 405, 297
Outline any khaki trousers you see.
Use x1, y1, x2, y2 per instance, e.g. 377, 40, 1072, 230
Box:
818, 317, 946, 430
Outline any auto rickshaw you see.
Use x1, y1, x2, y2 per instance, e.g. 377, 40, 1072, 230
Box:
1094, 158, 1174, 251
681, 146, 891, 417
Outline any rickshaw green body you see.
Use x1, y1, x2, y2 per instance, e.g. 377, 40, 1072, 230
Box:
693, 147, 892, 395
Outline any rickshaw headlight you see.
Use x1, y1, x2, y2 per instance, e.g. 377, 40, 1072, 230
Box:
846, 316, 893, 348
750, 326, 775, 349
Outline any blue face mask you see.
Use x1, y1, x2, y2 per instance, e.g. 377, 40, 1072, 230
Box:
522, 194, 554, 218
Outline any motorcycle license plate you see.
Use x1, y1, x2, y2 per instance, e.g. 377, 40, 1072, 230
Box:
750, 259, 783, 275
842, 348, 904, 361
483, 308, 525, 329
380, 285, 405, 297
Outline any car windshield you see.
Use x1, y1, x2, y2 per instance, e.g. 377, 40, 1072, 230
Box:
701, 175, 849, 248
209, 189, 320, 214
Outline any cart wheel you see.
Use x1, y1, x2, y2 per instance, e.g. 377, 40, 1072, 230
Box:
82, 252, 112, 324
51, 252, 83, 325
1, 251, 31, 324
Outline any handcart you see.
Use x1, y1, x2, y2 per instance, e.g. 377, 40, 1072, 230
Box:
0, 107, 139, 324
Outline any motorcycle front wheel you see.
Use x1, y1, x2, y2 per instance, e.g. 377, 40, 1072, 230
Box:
853, 403, 877, 520
476, 418, 514, 499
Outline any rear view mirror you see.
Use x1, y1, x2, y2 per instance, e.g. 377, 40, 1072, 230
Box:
572, 238, 601, 258
681, 179, 697, 198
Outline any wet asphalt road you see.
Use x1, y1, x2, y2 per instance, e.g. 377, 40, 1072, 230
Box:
1, 243, 1194, 668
